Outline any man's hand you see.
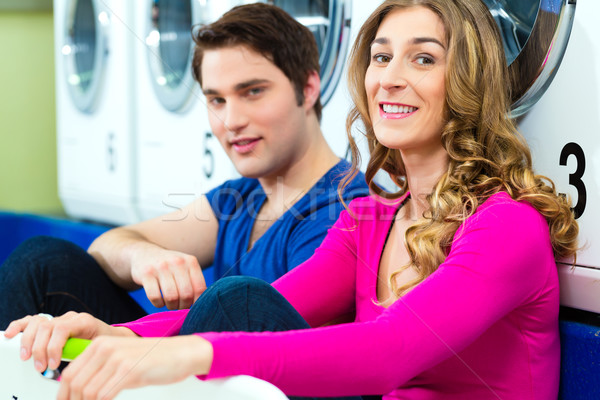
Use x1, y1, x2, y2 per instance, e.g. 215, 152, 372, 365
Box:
130, 248, 207, 309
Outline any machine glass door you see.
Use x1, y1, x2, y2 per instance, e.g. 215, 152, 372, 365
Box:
483, 0, 576, 116
267, 0, 351, 106
63, 0, 106, 114
146, 0, 197, 112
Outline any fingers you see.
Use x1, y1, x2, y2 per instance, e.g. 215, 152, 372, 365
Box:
157, 262, 180, 310
4, 315, 33, 339
30, 319, 54, 372
142, 275, 165, 308
57, 336, 213, 399
141, 254, 205, 310
58, 337, 147, 400
58, 340, 107, 400
46, 322, 73, 369
188, 262, 207, 304
10, 312, 106, 375
171, 257, 197, 309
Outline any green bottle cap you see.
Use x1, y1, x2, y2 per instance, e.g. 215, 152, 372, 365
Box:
61, 337, 91, 361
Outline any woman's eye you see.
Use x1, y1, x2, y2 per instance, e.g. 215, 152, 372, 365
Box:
373, 54, 391, 64
415, 55, 435, 66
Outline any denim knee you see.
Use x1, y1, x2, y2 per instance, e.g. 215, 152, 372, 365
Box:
1, 236, 86, 274
181, 276, 309, 335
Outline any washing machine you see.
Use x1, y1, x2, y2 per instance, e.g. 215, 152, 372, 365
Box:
54, 0, 138, 225
134, 0, 241, 220
515, 0, 600, 314
320, 0, 593, 314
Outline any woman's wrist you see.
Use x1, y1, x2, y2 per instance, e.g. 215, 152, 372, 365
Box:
111, 325, 140, 338
181, 335, 214, 376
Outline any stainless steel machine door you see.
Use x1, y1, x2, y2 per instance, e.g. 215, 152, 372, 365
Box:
146, 0, 199, 112
62, 0, 107, 113
266, 0, 351, 106
484, 0, 576, 116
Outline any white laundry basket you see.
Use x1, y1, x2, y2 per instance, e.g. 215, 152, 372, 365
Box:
0, 332, 288, 400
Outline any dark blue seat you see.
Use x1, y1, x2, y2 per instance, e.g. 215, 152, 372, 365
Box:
559, 316, 600, 399
0, 211, 162, 313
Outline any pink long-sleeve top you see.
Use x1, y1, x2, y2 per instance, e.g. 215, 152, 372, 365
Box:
120, 192, 560, 399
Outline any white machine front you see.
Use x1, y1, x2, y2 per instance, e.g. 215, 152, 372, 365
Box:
517, 0, 600, 313
55, 0, 138, 225
135, 0, 239, 220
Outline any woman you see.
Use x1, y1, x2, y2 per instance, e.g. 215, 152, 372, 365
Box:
5, 1, 578, 399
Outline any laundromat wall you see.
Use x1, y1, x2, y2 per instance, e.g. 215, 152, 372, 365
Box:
0, 10, 63, 215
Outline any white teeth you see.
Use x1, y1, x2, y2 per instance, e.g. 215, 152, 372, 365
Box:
382, 104, 416, 114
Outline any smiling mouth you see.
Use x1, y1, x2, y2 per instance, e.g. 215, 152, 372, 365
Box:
232, 139, 258, 146
381, 104, 418, 115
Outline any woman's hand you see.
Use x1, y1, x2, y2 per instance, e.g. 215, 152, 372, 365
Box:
3, 311, 133, 373
57, 335, 213, 400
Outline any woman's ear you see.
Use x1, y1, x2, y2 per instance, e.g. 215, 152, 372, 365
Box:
303, 70, 321, 111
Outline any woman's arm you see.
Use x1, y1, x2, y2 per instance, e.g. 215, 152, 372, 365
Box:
199, 198, 556, 397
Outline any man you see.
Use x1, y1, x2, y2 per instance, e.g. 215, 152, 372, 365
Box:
0, 3, 368, 328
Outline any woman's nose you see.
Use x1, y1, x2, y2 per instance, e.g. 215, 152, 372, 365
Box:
380, 59, 409, 91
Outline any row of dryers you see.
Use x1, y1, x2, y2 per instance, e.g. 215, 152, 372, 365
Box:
53, 0, 600, 313
54, 0, 374, 225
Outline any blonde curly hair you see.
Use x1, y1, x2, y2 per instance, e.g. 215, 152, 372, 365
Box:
341, 0, 579, 297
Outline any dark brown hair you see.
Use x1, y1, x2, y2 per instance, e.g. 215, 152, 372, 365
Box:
191, 3, 322, 121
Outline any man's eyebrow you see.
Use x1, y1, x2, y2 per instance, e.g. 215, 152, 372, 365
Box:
203, 88, 219, 96
371, 36, 446, 50
234, 79, 270, 91
203, 79, 271, 96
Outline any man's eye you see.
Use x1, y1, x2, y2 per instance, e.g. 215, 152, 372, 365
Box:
247, 87, 264, 96
209, 97, 225, 106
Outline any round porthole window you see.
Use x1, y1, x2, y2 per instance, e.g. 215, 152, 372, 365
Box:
266, 0, 351, 106
146, 0, 199, 112
484, 0, 576, 117
63, 0, 107, 114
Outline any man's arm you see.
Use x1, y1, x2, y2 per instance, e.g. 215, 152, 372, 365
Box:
87, 195, 219, 309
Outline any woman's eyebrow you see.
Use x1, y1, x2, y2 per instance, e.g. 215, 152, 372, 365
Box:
371, 36, 446, 50
412, 37, 446, 50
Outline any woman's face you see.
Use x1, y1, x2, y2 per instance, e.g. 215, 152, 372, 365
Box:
365, 6, 447, 157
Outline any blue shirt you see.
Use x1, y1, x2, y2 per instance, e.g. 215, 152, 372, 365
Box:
205, 160, 369, 283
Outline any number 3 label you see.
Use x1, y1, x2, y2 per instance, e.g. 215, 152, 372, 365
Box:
559, 142, 586, 219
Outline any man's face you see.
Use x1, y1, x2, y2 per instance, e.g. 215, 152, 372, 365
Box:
201, 45, 312, 180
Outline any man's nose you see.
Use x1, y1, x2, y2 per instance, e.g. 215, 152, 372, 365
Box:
223, 100, 250, 134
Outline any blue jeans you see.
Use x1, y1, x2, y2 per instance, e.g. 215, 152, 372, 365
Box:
0, 236, 146, 329
180, 276, 379, 400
